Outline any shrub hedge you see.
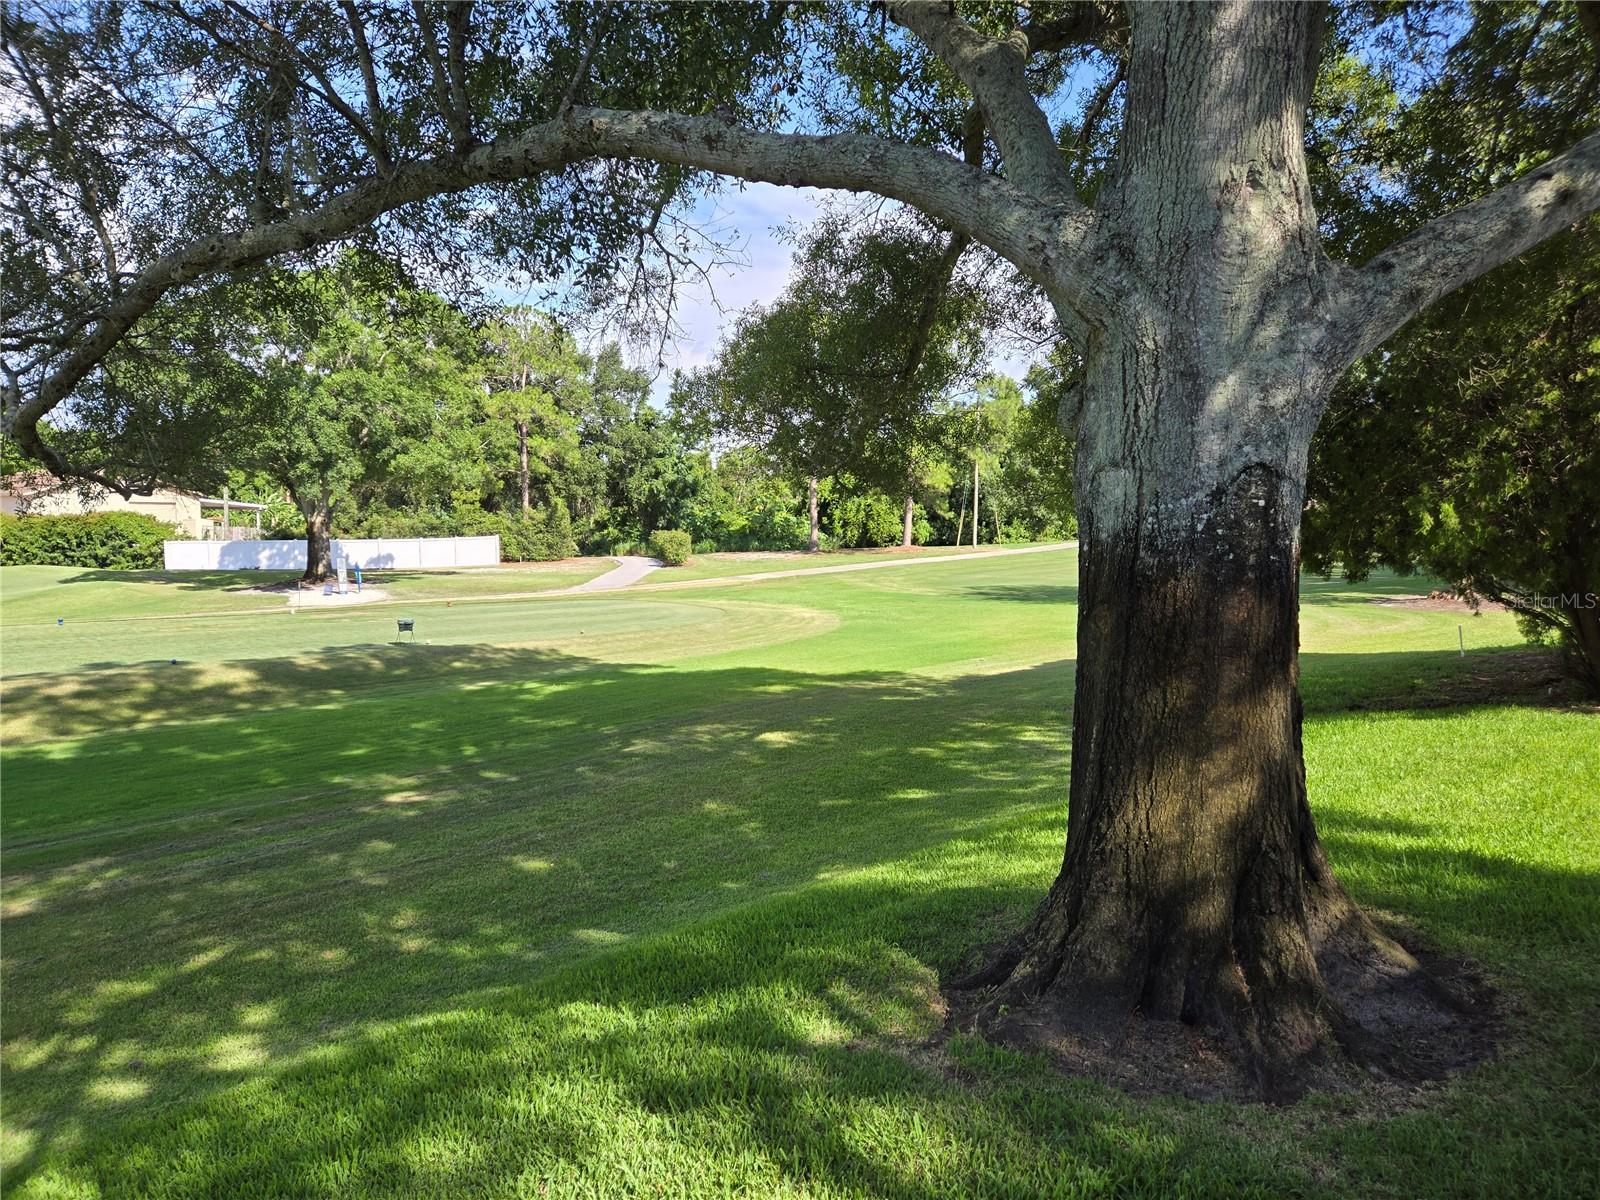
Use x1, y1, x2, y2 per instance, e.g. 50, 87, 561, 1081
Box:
0, 512, 176, 569
647, 529, 692, 566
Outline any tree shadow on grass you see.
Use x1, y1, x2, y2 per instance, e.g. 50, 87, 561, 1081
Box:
955, 584, 1080, 606
1299, 646, 1571, 713
15, 813, 1599, 1197
53, 567, 516, 596
31, 868, 1331, 1198
1, 648, 1074, 1183
1, 640, 604, 746
59, 567, 298, 587
4, 644, 1595, 1192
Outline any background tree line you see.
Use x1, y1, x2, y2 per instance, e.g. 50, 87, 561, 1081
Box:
14, 243, 1078, 576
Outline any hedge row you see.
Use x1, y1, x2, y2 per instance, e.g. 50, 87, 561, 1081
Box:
0, 512, 176, 569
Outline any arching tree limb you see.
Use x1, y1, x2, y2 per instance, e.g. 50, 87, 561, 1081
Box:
886, 0, 1076, 200
1, 105, 1101, 474
1335, 129, 1600, 362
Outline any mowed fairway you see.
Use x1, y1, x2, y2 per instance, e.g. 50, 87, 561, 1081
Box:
2, 548, 1597, 1197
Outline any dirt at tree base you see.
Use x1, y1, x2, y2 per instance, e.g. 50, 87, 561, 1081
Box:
1352, 649, 1580, 711
1368, 590, 1508, 613
938, 923, 1499, 1107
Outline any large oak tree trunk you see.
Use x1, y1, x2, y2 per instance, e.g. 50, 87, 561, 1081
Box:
902, 492, 915, 548
960, 3, 1477, 1098
299, 492, 335, 583
961, 343, 1457, 1098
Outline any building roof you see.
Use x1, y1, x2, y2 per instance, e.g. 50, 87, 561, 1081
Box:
1, 475, 265, 509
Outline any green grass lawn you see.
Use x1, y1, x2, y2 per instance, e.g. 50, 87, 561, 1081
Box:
0, 560, 611, 628
2, 549, 1596, 1197
654, 542, 1053, 583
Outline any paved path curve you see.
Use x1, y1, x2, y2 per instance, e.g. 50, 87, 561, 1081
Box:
565, 555, 665, 592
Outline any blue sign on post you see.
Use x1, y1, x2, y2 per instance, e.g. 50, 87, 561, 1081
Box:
354, 563, 363, 592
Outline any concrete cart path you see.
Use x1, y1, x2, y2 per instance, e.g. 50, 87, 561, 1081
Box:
565, 555, 665, 592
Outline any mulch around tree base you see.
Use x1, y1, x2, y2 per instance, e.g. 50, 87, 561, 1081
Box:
933, 925, 1499, 1108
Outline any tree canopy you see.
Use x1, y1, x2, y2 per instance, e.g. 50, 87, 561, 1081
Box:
8, 2, 1592, 491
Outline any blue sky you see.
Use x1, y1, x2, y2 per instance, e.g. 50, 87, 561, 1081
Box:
541, 181, 1044, 406
638, 182, 826, 403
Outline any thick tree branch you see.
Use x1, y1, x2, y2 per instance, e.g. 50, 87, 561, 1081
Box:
887, 0, 1075, 201
443, 0, 474, 147
3, 106, 1100, 477
1337, 129, 1600, 360
1021, 2, 1126, 55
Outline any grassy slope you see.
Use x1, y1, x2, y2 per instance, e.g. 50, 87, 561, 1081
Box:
0, 561, 611, 628
656, 543, 1040, 583
2, 550, 1596, 1197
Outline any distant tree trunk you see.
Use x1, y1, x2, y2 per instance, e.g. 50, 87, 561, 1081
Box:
954, 494, 966, 548
296, 487, 335, 582
807, 476, 819, 552
516, 419, 531, 514
971, 456, 980, 547
902, 492, 915, 548
1562, 581, 1600, 697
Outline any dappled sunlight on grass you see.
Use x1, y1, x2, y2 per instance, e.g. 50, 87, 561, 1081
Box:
2, 549, 1595, 1195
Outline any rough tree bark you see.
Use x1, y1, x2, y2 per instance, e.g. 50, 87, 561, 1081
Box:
807, 475, 820, 552
293, 487, 335, 583
902, 492, 915, 548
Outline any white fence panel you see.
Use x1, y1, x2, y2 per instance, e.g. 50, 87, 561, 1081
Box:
163, 535, 501, 571
418, 538, 457, 568
217, 540, 307, 570
455, 536, 500, 566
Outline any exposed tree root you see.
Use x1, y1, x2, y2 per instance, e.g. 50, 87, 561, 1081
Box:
947, 881, 1496, 1104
